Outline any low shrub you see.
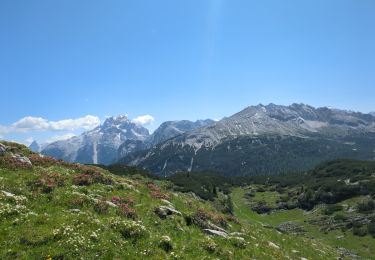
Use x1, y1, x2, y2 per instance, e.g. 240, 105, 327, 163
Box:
368, 221, 375, 238
118, 203, 137, 219
353, 226, 368, 237
149, 191, 170, 200
229, 236, 247, 249
192, 208, 228, 229
147, 182, 161, 191
93, 200, 109, 214
323, 204, 343, 215
333, 213, 347, 222
72, 168, 113, 186
0, 156, 32, 170
29, 172, 66, 193
159, 236, 173, 252
110, 218, 147, 239
357, 199, 375, 213
202, 237, 217, 253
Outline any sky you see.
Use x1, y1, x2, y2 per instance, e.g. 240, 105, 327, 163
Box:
0, 0, 374, 145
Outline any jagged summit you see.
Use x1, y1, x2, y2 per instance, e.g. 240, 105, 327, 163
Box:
42, 115, 149, 165
28, 140, 41, 153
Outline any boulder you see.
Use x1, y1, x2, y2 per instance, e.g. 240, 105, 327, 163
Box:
268, 241, 280, 249
206, 221, 227, 233
0, 143, 6, 155
105, 201, 118, 207
155, 206, 182, 219
230, 232, 246, 237
203, 229, 228, 238
161, 199, 174, 207
11, 153, 32, 166
276, 221, 305, 234
69, 209, 81, 213
2, 190, 16, 197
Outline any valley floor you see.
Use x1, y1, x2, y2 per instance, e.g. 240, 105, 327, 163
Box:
231, 187, 375, 259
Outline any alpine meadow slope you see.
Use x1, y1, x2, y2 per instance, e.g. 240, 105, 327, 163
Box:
0, 141, 345, 259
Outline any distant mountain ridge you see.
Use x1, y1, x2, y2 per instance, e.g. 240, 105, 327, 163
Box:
42, 116, 214, 165
120, 103, 375, 176
42, 115, 149, 165
117, 119, 215, 158
29, 141, 41, 153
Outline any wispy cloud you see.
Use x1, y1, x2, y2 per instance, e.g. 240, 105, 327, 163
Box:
25, 137, 34, 145
0, 115, 100, 134
45, 133, 76, 144
132, 115, 155, 125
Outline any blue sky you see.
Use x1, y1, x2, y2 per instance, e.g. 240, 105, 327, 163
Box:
1, 0, 374, 145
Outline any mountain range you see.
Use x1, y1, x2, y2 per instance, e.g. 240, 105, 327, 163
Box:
120, 103, 375, 176
40, 116, 214, 165
37, 103, 375, 176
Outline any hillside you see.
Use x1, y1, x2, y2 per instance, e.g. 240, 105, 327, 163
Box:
0, 141, 345, 259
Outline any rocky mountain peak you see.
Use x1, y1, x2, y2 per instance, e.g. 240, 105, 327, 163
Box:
29, 141, 41, 153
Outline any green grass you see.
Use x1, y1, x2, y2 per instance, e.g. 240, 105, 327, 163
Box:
2, 141, 373, 259
232, 187, 375, 259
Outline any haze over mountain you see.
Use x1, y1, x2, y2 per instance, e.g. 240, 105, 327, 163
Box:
120, 103, 375, 176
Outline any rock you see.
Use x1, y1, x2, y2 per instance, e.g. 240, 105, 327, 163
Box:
2, 191, 16, 197
337, 247, 359, 259
262, 223, 274, 229
276, 221, 305, 234
268, 241, 280, 249
105, 201, 118, 207
0, 143, 6, 155
161, 199, 173, 207
203, 229, 228, 238
11, 153, 32, 166
69, 209, 81, 213
206, 221, 227, 233
229, 232, 245, 237
155, 206, 182, 219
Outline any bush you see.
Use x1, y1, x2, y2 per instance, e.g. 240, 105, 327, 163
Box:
192, 209, 228, 229
69, 197, 90, 208
111, 196, 136, 206
357, 199, 375, 213
112, 220, 147, 239
333, 213, 347, 222
0, 156, 32, 170
72, 169, 113, 186
147, 182, 161, 191
229, 236, 247, 249
149, 191, 170, 200
202, 237, 217, 253
368, 222, 375, 238
353, 226, 368, 237
29, 172, 66, 193
159, 236, 173, 252
323, 204, 343, 215
118, 203, 137, 219
251, 201, 272, 214
93, 200, 109, 214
